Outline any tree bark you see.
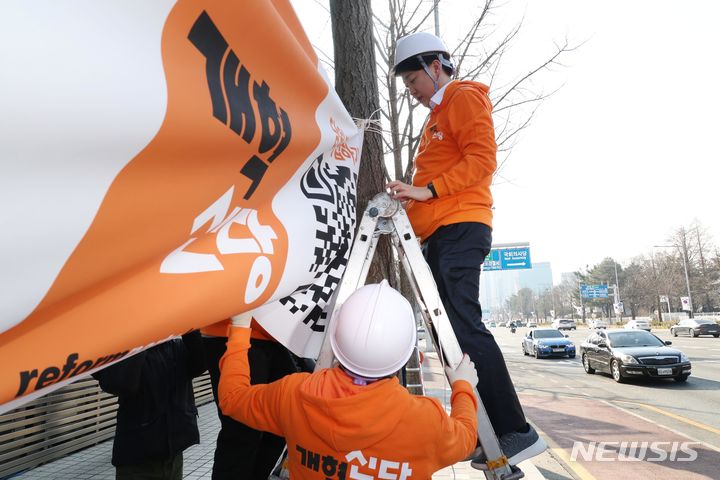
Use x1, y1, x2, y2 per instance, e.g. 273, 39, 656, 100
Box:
330, 0, 393, 284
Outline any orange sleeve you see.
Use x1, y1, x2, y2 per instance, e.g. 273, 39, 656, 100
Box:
432, 89, 497, 197
432, 379, 479, 464
218, 327, 294, 436
201, 318, 230, 337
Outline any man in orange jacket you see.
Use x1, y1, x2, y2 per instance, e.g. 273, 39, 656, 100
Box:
385, 32, 546, 468
218, 281, 479, 479
202, 319, 298, 479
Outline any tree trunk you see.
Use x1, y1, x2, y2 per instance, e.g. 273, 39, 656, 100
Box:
330, 0, 393, 285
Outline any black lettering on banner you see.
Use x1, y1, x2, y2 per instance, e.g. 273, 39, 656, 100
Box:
93, 351, 128, 369
240, 155, 268, 200
225, 52, 256, 142
36, 367, 60, 389
16, 350, 130, 397
187, 11, 228, 124
188, 11, 293, 199
253, 81, 292, 162
16, 370, 38, 397
268, 109, 292, 163
72, 360, 95, 377
60, 353, 80, 381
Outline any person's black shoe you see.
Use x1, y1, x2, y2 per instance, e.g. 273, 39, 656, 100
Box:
470, 424, 546, 470
462, 445, 484, 462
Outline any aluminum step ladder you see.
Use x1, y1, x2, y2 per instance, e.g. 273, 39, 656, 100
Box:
312, 192, 523, 480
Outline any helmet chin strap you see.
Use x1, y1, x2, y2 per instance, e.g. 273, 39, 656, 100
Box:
417, 55, 440, 93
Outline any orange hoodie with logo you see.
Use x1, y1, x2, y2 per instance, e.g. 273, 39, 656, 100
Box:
407, 80, 497, 241
219, 327, 477, 480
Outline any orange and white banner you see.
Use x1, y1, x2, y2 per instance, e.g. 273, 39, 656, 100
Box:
0, 0, 361, 413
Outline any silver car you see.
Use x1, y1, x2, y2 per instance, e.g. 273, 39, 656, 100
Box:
551, 318, 577, 331
624, 319, 651, 332
670, 318, 720, 338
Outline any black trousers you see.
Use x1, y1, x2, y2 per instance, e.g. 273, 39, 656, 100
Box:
115, 452, 182, 480
423, 222, 527, 436
202, 336, 298, 480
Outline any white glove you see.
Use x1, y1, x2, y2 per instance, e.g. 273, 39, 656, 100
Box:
231, 311, 253, 328
444, 354, 478, 387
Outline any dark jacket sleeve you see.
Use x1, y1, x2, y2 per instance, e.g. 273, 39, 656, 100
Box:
92, 351, 147, 396
181, 330, 207, 379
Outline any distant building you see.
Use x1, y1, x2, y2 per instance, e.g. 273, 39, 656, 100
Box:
480, 262, 553, 314
560, 271, 579, 285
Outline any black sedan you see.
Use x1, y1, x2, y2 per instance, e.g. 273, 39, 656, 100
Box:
670, 318, 720, 338
580, 330, 691, 383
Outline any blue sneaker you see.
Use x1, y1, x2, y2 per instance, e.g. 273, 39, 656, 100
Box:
470, 424, 546, 470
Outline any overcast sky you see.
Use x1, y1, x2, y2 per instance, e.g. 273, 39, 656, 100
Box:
292, 0, 720, 283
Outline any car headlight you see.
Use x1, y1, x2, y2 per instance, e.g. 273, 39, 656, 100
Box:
619, 354, 638, 364
680, 353, 690, 362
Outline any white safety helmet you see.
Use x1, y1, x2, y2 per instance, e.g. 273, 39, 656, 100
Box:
330, 280, 417, 378
393, 31, 454, 75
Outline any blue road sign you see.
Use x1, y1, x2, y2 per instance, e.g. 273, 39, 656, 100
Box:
483, 246, 531, 271
580, 284, 609, 299
483, 249, 502, 271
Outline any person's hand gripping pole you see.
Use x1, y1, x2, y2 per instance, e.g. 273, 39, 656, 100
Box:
444, 354, 478, 388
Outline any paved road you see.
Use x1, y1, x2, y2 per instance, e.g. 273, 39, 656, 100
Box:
493, 325, 720, 480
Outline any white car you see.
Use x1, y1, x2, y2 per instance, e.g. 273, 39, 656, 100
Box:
527, 321, 538, 328
624, 319, 651, 331
551, 318, 577, 330
589, 319, 608, 329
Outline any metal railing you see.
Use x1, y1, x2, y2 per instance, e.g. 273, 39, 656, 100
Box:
0, 373, 213, 478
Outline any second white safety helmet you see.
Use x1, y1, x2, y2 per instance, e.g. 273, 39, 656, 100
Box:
330, 280, 417, 378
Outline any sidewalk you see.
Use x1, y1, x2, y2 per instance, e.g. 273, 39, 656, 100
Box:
10, 353, 554, 480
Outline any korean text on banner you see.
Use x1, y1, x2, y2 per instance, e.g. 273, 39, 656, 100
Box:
0, 0, 362, 413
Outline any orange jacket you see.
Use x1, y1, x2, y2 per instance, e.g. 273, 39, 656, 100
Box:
407, 80, 497, 240
219, 327, 478, 480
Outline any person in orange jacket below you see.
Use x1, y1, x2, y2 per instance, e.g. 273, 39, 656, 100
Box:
218, 280, 480, 480
385, 32, 547, 469
201, 318, 298, 480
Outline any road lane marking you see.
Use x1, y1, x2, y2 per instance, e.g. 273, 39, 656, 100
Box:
532, 424, 597, 480
613, 400, 720, 437
605, 400, 720, 453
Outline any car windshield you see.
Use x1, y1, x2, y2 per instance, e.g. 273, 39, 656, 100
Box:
607, 331, 663, 347
535, 330, 564, 339
694, 319, 714, 324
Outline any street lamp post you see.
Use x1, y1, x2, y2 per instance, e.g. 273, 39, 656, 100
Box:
614, 260, 622, 323
654, 244, 693, 318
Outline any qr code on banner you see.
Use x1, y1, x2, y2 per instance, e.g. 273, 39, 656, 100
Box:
279, 153, 357, 332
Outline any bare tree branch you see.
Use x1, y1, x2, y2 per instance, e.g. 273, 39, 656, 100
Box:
493, 38, 578, 108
